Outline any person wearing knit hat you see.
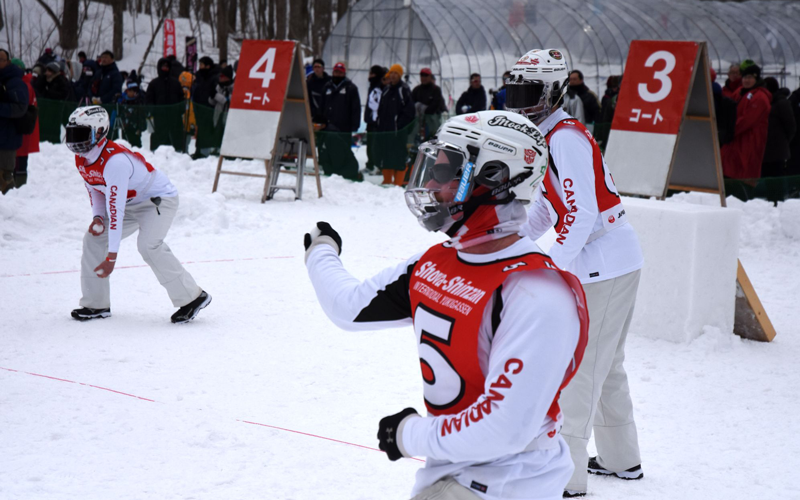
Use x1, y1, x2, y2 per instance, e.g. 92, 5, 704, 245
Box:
721, 61, 772, 179
376, 63, 415, 185
411, 66, 446, 141
317, 60, 361, 181
388, 63, 404, 77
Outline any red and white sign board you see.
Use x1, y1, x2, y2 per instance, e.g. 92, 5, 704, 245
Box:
220, 40, 295, 159
213, 40, 320, 200
604, 41, 724, 203
163, 19, 176, 57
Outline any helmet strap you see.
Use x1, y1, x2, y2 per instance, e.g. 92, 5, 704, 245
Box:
445, 171, 532, 237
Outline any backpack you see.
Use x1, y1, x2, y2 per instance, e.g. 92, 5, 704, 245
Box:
14, 104, 38, 135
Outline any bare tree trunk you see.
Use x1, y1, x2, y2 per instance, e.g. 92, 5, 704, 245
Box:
201, 0, 211, 24
288, 0, 306, 44
178, 0, 190, 17
217, 0, 228, 63
267, 0, 275, 39
112, 0, 124, 59
62, 0, 80, 50
312, 0, 331, 57
336, 0, 346, 20
138, 0, 174, 74
239, 0, 249, 36
227, 0, 237, 32
275, 0, 286, 39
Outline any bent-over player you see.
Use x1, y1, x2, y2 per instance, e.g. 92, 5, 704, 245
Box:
67, 106, 210, 323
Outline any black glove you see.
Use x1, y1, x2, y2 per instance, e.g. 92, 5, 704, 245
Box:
304, 221, 343, 262
377, 407, 419, 461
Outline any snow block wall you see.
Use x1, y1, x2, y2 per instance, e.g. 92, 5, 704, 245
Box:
623, 197, 741, 343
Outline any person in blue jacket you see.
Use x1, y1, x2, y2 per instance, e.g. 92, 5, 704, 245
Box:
90, 50, 123, 105
0, 48, 29, 193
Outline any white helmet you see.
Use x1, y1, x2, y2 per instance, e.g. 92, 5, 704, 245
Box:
405, 110, 549, 234
505, 48, 569, 123
66, 106, 109, 154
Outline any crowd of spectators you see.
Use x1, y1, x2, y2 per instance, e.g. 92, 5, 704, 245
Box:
3, 45, 800, 195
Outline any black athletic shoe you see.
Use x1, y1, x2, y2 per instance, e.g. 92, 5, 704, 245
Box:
563, 491, 586, 498
171, 291, 211, 324
588, 456, 644, 480
71, 307, 111, 321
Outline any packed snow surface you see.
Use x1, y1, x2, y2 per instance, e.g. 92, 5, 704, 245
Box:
1, 142, 798, 499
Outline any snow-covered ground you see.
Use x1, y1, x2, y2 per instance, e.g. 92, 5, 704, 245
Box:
1, 142, 798, 499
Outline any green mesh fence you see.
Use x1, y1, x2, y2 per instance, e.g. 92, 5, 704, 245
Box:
724, 175, 800, 203
315, 119, 418, 181
37, 98, 226, 156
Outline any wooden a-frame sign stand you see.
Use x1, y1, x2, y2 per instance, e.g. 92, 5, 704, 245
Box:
211, 40, 322, 203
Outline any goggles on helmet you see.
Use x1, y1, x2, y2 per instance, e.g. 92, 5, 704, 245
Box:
405, 140, 476, 233
65, 124, 97, 154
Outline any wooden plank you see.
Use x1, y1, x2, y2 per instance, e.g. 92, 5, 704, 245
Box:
733, 260, 777, 342
668, 184, 722, 194
218, 170, 269, 179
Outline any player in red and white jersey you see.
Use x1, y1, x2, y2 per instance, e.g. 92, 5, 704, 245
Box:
505, 50, 645, 497
66, 106, 210, 324
306, 111, 589, 500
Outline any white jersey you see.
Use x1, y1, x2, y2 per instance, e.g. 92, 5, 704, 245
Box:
79, 141, 177, 253
522, 109, 643, 284
307, 237, 583, 499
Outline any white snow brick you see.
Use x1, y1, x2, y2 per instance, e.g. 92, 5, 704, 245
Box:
623, 197, 741, 343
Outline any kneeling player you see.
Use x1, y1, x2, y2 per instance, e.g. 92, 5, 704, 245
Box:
67, 106, 210, 323
305, 111, 588, 499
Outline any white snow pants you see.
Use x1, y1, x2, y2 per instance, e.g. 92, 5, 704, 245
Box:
80, 195, 201, 309
560, 269, 641, 493
410, 478, 481, 500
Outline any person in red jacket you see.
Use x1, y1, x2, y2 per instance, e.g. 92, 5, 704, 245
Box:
721, 64, 772, 180
11, 58, 39, 188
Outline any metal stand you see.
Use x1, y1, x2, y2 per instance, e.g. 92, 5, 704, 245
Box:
264, 137, 311, 202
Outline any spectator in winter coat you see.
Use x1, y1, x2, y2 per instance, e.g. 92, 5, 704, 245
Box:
721, 64, 771, 179
364, 65, 386, 173
146, 57, 187, 152
761, 77, 796, 178
210, 65, 234, 127
455, 73, 487, 115
317, 62, 361, 181
594, 75, 622, 150
0, 49, 29, 194
91, 50, 123, 104
74, 57, 99, 103
9, 57, 38, 189
117, 82, 147, 147
192, 57, 221, 158
192, 56, 219, 109
788, 86, 800, 176
411, 67, 447, 141
166, 55, 185, 79
307, 59, 331, 123
376, 63, 415, 185
178, 71, 196, 136
490, 71, 512, 110
712, 70, 738, 147
35, 48, 56, 67
35, 62, 73, 101
722, 63, 742, 100
566, 70, 600, 126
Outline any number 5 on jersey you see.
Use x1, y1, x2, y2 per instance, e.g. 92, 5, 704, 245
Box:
415, 305, 466, 411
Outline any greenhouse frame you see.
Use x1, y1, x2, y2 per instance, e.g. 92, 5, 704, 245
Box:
322, 0, 800, 110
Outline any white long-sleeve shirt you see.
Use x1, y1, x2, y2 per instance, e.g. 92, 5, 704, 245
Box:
522, 109, 643, 284
306, 237, 581, 499
80, 142, 177, 253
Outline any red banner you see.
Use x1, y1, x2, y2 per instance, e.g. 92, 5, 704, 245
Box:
611, 41, 699, 135
163, 19, 176, 57
230, 40, 295, 112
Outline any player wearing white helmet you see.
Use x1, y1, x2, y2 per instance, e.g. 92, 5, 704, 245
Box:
67, 106, 211, 324
305, 111, 589, 499
506, 50, 645, 498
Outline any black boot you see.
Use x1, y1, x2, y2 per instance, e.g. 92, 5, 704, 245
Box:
588, 456, 643, 480
171, 291, 211, 324
71, 307, 111, 321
